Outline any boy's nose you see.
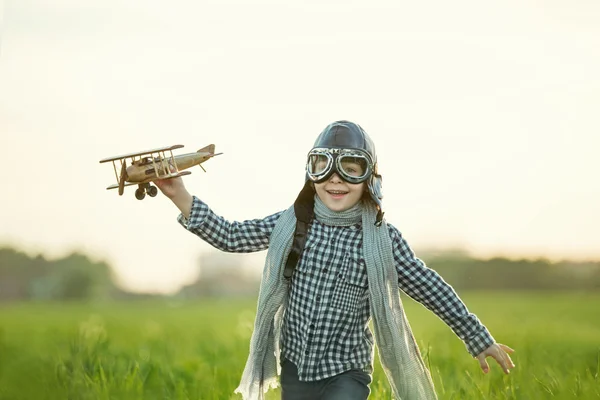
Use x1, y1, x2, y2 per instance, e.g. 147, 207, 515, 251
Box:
329, 173, 342, 182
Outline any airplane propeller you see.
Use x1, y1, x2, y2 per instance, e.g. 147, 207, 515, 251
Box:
118, 161, 128, 196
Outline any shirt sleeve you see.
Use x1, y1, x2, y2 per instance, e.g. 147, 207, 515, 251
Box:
177, 196, 284, 253
388, 223, 495, 357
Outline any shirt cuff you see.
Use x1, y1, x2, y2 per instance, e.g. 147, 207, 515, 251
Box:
465, 328, 496, 357
177, 196, 210, 229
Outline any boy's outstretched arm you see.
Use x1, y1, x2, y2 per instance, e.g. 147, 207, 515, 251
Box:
388, 224, 516, 375
153, 175, 283, 253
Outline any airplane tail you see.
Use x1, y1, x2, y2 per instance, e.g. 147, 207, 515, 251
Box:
197, 144, 215, 154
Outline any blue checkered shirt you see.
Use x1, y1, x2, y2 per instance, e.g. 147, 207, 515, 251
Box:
178, 197, 495, 381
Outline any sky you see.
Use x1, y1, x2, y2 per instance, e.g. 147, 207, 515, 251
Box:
1, 0, 599, 293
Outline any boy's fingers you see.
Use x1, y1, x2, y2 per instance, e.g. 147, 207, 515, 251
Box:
505, 353, 516, 369
499, 344, 515, 353
493, 349, 515, 374
507, 355, 516, 369
476, 355, 490, 374
477, 345, 515, 375
494, 353, 510, 374
498, 344, 516, 368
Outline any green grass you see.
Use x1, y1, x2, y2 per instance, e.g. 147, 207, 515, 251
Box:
0, 292, 598, 399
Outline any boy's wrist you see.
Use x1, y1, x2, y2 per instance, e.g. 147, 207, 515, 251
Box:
171, 191, 194, 218
169, 187, 190, 201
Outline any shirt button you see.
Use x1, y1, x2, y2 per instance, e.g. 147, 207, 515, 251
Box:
310, 323, 315, 329
338, 273, 343, 278
322, 268, 328, 273
316, 295, 321, 301
305, 350, 309, 355
330, 238, 335, 244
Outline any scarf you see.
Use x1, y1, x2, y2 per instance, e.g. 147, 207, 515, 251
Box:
234, 196, 437, 399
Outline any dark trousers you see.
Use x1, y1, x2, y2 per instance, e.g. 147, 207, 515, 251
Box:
280, 358, 372, 400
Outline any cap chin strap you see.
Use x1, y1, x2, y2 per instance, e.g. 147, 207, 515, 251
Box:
375, 209, 384, 226
368, 174, 384, 226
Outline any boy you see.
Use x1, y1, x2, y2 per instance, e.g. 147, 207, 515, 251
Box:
154, 121, 515, 400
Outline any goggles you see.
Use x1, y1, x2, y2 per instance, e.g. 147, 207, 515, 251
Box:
306, 148, 374, 184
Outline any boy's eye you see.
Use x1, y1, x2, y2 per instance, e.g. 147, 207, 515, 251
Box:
341, 160, 365, 176
309, 155, 329, 173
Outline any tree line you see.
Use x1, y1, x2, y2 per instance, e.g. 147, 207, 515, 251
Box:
423, 249, 600, 291
0, 246, 598, 301
0, 247, 122, 301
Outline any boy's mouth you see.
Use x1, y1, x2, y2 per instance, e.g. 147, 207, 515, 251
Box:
326, 189, 348, 199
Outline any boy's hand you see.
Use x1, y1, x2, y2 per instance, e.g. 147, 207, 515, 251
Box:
153, 173, 194, 219
153, 164, 188, 200
475, 343, 515, 374
154, 175, 186, 200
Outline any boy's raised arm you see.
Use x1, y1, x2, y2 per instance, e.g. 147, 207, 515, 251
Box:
154, 175, 283, 253
178, 196, 283, 253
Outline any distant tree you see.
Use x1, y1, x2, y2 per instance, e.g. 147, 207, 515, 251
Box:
0, 246, 119, 301
50, 253, 115, 300
0, 247, 37, 300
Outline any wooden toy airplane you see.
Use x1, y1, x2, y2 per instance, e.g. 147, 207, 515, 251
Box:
99, 144, 222, 200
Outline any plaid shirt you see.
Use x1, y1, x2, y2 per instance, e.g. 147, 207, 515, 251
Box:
178, 197, 495, 381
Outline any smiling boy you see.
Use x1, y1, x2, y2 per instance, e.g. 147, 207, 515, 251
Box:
155, 120, 515, 400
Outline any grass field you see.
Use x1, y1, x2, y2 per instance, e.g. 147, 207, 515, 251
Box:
0, 292, 598, 400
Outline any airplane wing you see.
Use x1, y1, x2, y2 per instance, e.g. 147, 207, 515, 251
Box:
105, 171, 192, 190
106, 182, 140, 190
155, 171, 192, 180
99, 144, 185, 163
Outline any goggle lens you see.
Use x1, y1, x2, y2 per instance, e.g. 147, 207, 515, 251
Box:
339, 156, 367, 178
308, 154, 331, 175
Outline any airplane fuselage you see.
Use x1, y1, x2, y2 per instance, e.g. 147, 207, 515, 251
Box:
125, 152, 212, 183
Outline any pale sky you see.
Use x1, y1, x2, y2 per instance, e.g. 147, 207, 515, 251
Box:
1, 0, 599, 293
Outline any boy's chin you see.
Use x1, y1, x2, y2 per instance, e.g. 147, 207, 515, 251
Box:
321, 200, 356, 212
316, 192, 362, 212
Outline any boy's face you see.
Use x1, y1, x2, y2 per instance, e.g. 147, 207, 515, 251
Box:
314, 171, 366, 212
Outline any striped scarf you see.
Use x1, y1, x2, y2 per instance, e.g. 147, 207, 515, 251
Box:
234, 196, 437, 399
